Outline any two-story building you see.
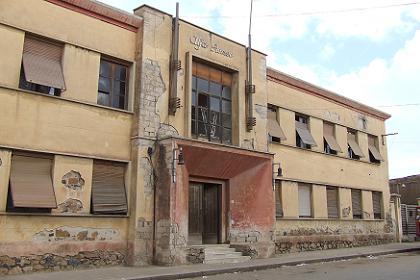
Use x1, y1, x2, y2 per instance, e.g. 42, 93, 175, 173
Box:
0, 0, 393, 275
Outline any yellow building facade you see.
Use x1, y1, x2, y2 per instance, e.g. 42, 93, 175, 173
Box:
0, 0, 393, 275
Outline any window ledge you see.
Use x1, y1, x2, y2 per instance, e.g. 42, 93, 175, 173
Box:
269, 141, 383, 166
0, 84, 134, 115
0, 212, 129, 218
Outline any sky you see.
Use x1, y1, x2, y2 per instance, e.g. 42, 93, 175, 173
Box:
101, 0, 420, 179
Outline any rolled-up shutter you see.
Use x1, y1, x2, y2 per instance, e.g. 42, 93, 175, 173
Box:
9, 154, 57, 208
91, 161, 127, 214
368, 135, 383, 161
372, 191, 382, 219
351, 189, 362, 219
268, 107, 287, 141
298, 184, 312, 217
275, 181, 283, 218
347, 132, 364, 157
323, 122, 342, 152
326, 187, 339, 218
295, 121, 317, 146
22, 37, 65, 89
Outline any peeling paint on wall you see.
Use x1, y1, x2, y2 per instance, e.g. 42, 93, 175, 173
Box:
255, 104, 267, 119
33, 226, 119, 242
61, 170, 85, 191
57, 198, 83, 213
342, 207, 351, 217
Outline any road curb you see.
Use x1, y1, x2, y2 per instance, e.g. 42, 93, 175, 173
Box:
127, 247, 420, 280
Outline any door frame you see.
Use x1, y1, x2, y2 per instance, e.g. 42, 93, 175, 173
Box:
189, 176, 228, 244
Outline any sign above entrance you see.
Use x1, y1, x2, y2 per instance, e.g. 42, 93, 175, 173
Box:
189, 35, 233, 58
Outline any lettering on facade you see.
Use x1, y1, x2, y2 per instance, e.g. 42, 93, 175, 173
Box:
189, 35, 233, 58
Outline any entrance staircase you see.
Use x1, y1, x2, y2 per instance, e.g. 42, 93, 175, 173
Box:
195, 244, 251, 264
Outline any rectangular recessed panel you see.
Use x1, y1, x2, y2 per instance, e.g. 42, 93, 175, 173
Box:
298, 184, 312, 217
10, 155, 56, 208
295, 121, 317, 146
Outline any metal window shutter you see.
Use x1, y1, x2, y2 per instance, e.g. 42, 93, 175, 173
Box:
372, 191, 382, 216
275, 181, 283, 218
295, 121, 317, 146
368, 136, 384, 161
91, 161, 128, 214
347, 133, 365, 157
9, 155, 57, 208
326, 187, 339, 218
298, 184, 312, 217
22, 37, 66, 89
351, 189, 362, 217
323, 123, 342, 152
268, 109, 287, 141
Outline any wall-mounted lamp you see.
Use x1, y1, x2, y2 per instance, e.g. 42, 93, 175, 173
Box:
272, 162, 283, 190
172, 147, 185, 183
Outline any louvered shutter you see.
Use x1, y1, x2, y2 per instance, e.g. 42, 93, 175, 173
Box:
275, 181, 283, 218
351, 189, 362, 219
91, 161, 127, 214
347, 132, 365, 157
326, 187, 339, 218
372, 191, 382, 219
295, 121, 317, 146
298, 184, 312, 217
22, 37, 65, 89
268, 107, 287, 141
9, 154, 57, 208
368, 135, 383, 161
323, 122, 342, 152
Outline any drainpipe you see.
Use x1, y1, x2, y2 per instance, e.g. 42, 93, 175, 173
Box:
169, 2, 181, 115
246, 0, 256, 131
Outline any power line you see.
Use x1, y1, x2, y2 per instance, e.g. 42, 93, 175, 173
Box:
183, 2, 420, 19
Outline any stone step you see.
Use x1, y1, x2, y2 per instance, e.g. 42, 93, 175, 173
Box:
204, 247, 237, 253
205, 252, 244, 259
204, 255, 251, 264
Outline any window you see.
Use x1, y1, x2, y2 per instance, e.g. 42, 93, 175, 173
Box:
351, 189, 362, 219
267, 105, 286, 143
347, 129, 364, 160
19, 36, 65, 96
275, 180, 283, 219
295, 115, 317, 149
323, 122, 342, 155
368, 135, 383, 163
97, 59, 128, 110
91, 160, 128, 214
326, 187, 339, 218
372, 191, 383, 219
7, 152, 57, 213
298, 183, 312, 218
191, 61, 232, 144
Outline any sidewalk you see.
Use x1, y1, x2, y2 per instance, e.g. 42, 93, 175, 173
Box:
3, 242, 420, 280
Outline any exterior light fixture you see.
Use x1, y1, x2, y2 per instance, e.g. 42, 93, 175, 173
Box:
172, 147, 184, 183
272, 162, 282, 190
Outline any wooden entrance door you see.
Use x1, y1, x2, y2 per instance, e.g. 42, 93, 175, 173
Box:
188, 183, 220, 245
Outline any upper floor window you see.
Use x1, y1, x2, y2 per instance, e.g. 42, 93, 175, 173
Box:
295, 114, 316, 149
191, 61, 232, 144
19, 36, 65, 96
97, 59, 128, 110
323, 122, 342, 155
347, 129, 364, 160
368, 135, 383, 163
267, 104, 286, 143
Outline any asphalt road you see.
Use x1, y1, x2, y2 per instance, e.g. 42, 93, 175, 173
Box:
186, 251, 420, 280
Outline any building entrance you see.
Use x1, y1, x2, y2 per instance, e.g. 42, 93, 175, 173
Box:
188, 182, 220, 245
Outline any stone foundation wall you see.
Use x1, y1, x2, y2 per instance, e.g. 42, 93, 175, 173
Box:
185, 247, 204, 264
0, 250, 124, 276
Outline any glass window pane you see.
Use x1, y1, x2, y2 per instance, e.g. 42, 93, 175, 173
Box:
198, 122, 208, 138
198, 93, 208, 107
191, 120, 197, 136
198, 108, 208, 122
113, 81, 126, 96
100, 61, 111, 77
116, 65, 127, 81
112, 94, 125, 109
98, 77, 111, 93
210, 97, 220, 111
192, 76, 197, 90
210, 125, 221, 142
209, 82, 221, 96
192, 106, 196, 120
197, 78, 208, 93
210, 111, 220, 125
97, 91, 110, 106
223, 128, 232, 144
222, 86, 231, 99
222, 100, 231, 114
192, 90, 197, 106
222, 113, 231, 128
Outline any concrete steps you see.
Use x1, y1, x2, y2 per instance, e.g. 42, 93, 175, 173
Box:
190, 244, 251, 264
